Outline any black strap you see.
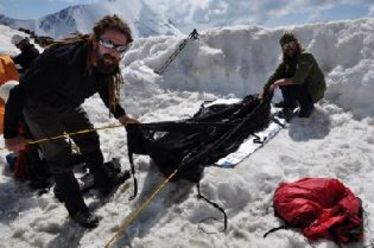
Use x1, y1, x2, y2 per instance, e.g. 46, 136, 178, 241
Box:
263, 225, 288, 238
272, 117, 286, 128
252, 133, 264, 144
197, 182, 227, 234
329, 230, 344, 248
128, 151, 138, 200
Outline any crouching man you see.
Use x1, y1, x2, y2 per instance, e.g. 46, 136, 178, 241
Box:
261, 32, 326, 118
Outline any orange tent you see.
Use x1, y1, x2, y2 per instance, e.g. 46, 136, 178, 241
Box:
0, 55, 19, 134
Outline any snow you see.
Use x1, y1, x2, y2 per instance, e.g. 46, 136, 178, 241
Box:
1, 17, 374, 248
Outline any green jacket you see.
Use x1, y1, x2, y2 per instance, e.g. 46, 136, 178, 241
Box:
264, 51, 326, 103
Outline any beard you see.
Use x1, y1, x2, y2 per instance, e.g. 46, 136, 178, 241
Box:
284, 47, 297, 57
95, 51, 119, 74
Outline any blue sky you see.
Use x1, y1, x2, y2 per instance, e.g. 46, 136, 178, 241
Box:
0, 0, 100, 19
0, 0, 373, 27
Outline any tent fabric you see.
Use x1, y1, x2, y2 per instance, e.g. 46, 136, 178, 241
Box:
273, 178, 363, 244
0, 55, 19, 134
126, 94, 271, 182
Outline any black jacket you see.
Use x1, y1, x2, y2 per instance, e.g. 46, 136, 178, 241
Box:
4, 41, 125, 139
12, 44, 40, 73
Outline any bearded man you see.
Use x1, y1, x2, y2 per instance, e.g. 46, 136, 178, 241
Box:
261, 32, 326, 118
4, 15, 138, 228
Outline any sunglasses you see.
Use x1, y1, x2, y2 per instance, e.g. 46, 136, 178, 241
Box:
99, 38, 132, 53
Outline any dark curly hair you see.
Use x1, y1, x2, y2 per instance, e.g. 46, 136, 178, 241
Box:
47, 15, 133, 116
93, 14, 133, 43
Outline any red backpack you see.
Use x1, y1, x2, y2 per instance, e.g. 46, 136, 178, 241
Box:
265, 178, 363, 246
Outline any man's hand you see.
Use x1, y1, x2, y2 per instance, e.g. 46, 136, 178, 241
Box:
5, 136, 27, 153
270, 78, 294, 93
118, 114, 139, 127
269, 83, 278, 93
258, 89, 265, 100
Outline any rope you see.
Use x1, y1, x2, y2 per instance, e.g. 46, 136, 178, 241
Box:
105, 97, 270, 246
104, 168, 179, 248
0, 123, 124, 151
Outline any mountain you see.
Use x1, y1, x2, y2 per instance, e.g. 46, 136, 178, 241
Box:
0, 14, 34, 31
0, 0, 182, 39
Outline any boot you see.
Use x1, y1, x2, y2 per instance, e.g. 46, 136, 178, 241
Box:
71, 209, 99, 228
84, 151, 130, 196
278, 108, 295, 122
97, 169, 131, 196
53, 171, 96, 227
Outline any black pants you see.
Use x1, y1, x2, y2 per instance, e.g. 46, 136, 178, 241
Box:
24, 106, 107, 216
280, 84, 313, 110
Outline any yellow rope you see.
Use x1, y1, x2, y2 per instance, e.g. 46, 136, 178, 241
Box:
104, 169, 179, 248
0, 123, 124, 151
2, 120, 178, 248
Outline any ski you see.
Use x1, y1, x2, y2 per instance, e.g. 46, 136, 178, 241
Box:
215, 106, 298, 168
154, 29, 199, 75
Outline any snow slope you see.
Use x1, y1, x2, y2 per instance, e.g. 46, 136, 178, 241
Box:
1, 17, 374, 248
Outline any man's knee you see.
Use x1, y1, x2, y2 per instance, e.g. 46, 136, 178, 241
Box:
73, 132, 101, 154
47, 147, 74, 174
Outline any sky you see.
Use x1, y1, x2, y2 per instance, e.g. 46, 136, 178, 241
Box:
0, 0, 100, 19
0, 0, 373, 28
1, 17, 374, 247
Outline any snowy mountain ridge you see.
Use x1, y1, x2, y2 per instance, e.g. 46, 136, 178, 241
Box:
0, 0, 182, 39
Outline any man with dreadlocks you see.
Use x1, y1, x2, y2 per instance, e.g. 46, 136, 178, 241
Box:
3, 15, 138, 228
261, 32, 326, 118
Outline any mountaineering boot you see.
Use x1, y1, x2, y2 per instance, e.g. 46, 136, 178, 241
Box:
71, 209, 99, 228
83, 151, 131, 196
98, 170, 131, 196
275, 91, 297, 122
53, 171, 99, 228
278, 107, 295, 122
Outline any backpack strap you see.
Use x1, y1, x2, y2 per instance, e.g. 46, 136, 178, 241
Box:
252, 133, 265, 144
128, 151, 138, 200
272, 116, 286, 128
263, 224, 289, 238
196, 181, 228, 233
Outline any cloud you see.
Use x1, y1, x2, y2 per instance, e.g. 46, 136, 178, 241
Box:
47, 0, 100, 3
369, 6, 374, 16
151, 0, 373, 28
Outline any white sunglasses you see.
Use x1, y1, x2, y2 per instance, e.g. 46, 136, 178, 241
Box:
99, 38, 132, 53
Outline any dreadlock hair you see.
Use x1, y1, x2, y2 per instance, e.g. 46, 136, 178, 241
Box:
92, 15, 133, 115
92, 14, 133, 43
48, 15, 132, 116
